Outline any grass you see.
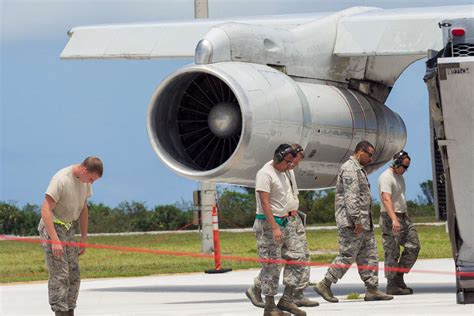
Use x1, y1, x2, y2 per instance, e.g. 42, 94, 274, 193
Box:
313, 216, 443, 227
0, 225, 452, 283
346, 292, 361, 300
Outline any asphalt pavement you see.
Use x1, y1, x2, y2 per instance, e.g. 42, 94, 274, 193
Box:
1, 258, 473, 315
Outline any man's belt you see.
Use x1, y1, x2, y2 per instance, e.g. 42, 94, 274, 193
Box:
53, 218, 72, 231
256, 212, 298, 227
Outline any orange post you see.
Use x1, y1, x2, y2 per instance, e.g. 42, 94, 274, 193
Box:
205, 204, 232, 274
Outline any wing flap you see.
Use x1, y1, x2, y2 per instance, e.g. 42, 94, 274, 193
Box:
61, 23, 211, 59
60, 15, 317, 60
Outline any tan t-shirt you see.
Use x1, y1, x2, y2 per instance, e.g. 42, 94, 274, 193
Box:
45, 165, 92, 222
378, 168, 407, 214
255, 161, 291, 217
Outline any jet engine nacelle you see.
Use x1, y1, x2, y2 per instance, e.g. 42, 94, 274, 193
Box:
147, 62, 406, 188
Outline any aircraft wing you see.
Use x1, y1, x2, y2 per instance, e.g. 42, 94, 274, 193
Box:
334, 5, 474, 56
60, 14, 323, 59
61, 5, 473, 60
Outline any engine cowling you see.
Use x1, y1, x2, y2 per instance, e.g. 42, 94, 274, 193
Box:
147, 62, 406, 188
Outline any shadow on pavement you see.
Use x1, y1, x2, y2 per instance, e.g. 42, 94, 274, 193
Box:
89, 282, 455, 295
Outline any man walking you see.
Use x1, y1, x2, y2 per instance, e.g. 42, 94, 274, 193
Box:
246, 144, 318, 310
314, 141, 392, 302
252, 144, 306, 316
38, 157, 103, 316
379, 150, 420, 295
285, 144, 318, 307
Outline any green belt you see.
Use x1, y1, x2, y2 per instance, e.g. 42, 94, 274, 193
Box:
256, 213, 289, 228
53, 218, 72, 231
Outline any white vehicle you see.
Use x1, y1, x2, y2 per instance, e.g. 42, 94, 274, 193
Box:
61, 4, 474, 303
425, 18, 474, 304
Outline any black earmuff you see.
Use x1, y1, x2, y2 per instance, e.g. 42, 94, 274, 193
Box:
274, 144, 294, 163
294, 144, 305, 158
392, 150, 410, 168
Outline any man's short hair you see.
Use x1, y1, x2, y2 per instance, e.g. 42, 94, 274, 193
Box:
81, 157, 103, 177
354, 141, 374, 154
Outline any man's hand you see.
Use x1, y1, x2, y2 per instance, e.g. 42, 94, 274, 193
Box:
272, 226, 283, 244
392, 218, 401, 235
51, 238, 64, 258
354, 223, 363, 235
79, 236, 87, 255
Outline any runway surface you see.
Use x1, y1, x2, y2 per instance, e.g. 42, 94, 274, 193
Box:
1, 258, 473, 315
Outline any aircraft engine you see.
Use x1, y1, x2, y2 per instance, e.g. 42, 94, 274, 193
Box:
147, 62, 406, 188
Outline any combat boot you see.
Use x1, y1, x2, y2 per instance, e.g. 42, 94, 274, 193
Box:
314, 278, 339, 303
245, 285, 265, 308
293, 289, 319, 307
386, 279, 411, 295
68, 310, 74, 316
263, 296, 289, 316
54, 311, 69, 316
277, 286, 307, 316
396, 272, 414, 294
364, 286, 394, 301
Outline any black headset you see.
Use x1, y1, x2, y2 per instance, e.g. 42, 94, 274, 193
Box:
274, 144, 295, 163
293, 144, 305, 158
392, 150, 410, 168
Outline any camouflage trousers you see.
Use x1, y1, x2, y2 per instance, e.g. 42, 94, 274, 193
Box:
293, 214, 310, 290
325, 226, 379, 288
39, 221, 80, 312
254, 214, 311, 291
253, 216, 306, 296
380, 212, 420, 279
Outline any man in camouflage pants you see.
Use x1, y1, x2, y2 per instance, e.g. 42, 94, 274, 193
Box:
252, 144, 307, 316
38, 157, 103, 316
379, 150, 420, 295
314, 141, 393, 302
246, 144, 319, 310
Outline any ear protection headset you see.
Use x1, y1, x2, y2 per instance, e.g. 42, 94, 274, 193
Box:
392, 150, 410, 168
274, 144, 295, 163
293, 144, 305, 158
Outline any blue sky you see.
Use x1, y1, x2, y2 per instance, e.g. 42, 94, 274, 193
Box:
1, 0, 471, 208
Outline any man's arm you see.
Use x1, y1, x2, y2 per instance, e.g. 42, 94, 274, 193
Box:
381, 192, 400, 234
40, 194, 63, 257
342, 170, 363, 234
258, 190, 283, 244
78, 201, 89, 255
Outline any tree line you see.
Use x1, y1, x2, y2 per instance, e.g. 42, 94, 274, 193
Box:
0, 181, 434, 236
218, 181, 434, 228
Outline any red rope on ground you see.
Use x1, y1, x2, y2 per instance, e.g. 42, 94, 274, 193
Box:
1, 234, 472, 277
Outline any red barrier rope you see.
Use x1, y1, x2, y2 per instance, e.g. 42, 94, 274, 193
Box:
1, 234, 473, 277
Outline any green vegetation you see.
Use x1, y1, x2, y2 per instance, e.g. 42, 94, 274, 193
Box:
0, 201, 194, 235
0, 180, 437, 235
347, 292, 361, 300
0, 225, 452, 283
0, 202, 41, 236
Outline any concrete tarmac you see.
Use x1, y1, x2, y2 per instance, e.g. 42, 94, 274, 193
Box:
1, 258, 473, 315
